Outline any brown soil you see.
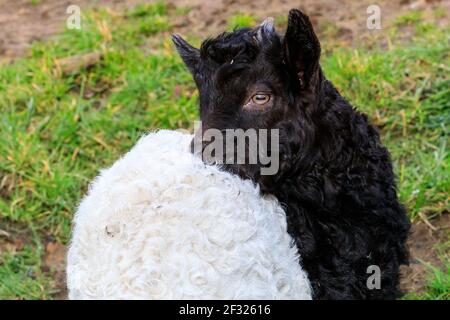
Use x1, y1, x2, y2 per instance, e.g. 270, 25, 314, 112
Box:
400, 213, 449, 295
0, 220, 68, 299
1, 0, 448, 60
0, 0, 152, 59
42, 240, 67, 299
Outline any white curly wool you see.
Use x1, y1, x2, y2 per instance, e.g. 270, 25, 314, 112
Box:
67, 130, 311, 300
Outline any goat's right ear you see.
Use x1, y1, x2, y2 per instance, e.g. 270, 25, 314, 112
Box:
172, 34, 200, 73
283, 9, 321, 88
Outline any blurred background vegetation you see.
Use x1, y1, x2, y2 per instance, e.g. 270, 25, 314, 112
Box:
0, 0, 448, 299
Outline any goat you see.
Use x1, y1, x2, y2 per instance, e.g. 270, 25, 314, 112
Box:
172, 9, 411, 299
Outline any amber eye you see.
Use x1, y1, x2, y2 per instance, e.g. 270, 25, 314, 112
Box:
251, 93, 270, 105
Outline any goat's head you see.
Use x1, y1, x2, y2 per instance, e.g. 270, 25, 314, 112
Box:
172, 9, 323, 185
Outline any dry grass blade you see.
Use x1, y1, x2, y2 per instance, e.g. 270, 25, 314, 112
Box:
55, 51, 103, 74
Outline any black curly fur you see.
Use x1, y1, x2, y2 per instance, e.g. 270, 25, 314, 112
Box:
172, 9, 411, 300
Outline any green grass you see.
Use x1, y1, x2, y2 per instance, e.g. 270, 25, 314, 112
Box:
0, 245, 54, 299
0, 3, 448, 299
322, 26, 449, 220
394, 11, 423, 26
422, 258, 450, 300
404, 242, 450, 300
228, 13, 257, 29
433, 7, 447, 19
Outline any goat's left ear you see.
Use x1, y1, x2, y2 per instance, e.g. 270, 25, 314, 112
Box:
172, 34, 200, 74
283, 9, 321, 88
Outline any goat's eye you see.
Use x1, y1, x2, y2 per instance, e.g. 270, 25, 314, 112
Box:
251, 93, 270, 105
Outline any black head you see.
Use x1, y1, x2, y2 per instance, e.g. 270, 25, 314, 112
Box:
172, 9, 323, 184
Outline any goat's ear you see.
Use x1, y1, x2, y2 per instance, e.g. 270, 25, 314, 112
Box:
172, 34, 200, 73
257, 17, 276, 40
283, 9, 321, 88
